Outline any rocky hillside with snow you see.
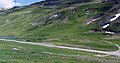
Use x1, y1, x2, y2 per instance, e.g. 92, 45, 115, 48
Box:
87, 0, 120, 34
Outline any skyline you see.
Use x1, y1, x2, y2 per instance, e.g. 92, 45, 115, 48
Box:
0, 0, 43, 9
15, 0, 44, 6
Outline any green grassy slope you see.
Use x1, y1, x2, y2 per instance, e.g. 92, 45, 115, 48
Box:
0, 2, 117, 51
0, 1, 120, 63
0, 3, 112, 36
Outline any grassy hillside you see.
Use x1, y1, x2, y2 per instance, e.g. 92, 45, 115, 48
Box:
0, 1, 120, 63
0, 2, 112, 36
0, 2, 117, 51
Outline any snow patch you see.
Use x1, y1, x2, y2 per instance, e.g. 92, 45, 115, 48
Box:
105, 31, 115, 34
12, 48, 20, 51
110, 13, 120, 22
102, 24, 110, 28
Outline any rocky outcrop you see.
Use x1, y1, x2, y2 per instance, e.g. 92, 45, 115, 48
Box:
89, 5, 120, 34
87, 0, 120, 34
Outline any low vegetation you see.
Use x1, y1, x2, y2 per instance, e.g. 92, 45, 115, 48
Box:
0, 0, 120, 63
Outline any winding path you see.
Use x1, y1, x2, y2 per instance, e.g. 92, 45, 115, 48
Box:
0, 39, 120, 57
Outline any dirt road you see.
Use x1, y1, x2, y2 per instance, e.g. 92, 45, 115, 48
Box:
0, 39, 120, 57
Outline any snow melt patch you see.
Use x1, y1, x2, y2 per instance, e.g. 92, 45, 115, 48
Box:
110, 13, 120, 22
105, 31, 115, 34
102, 24, 110, 28
13, 48, 20, 51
